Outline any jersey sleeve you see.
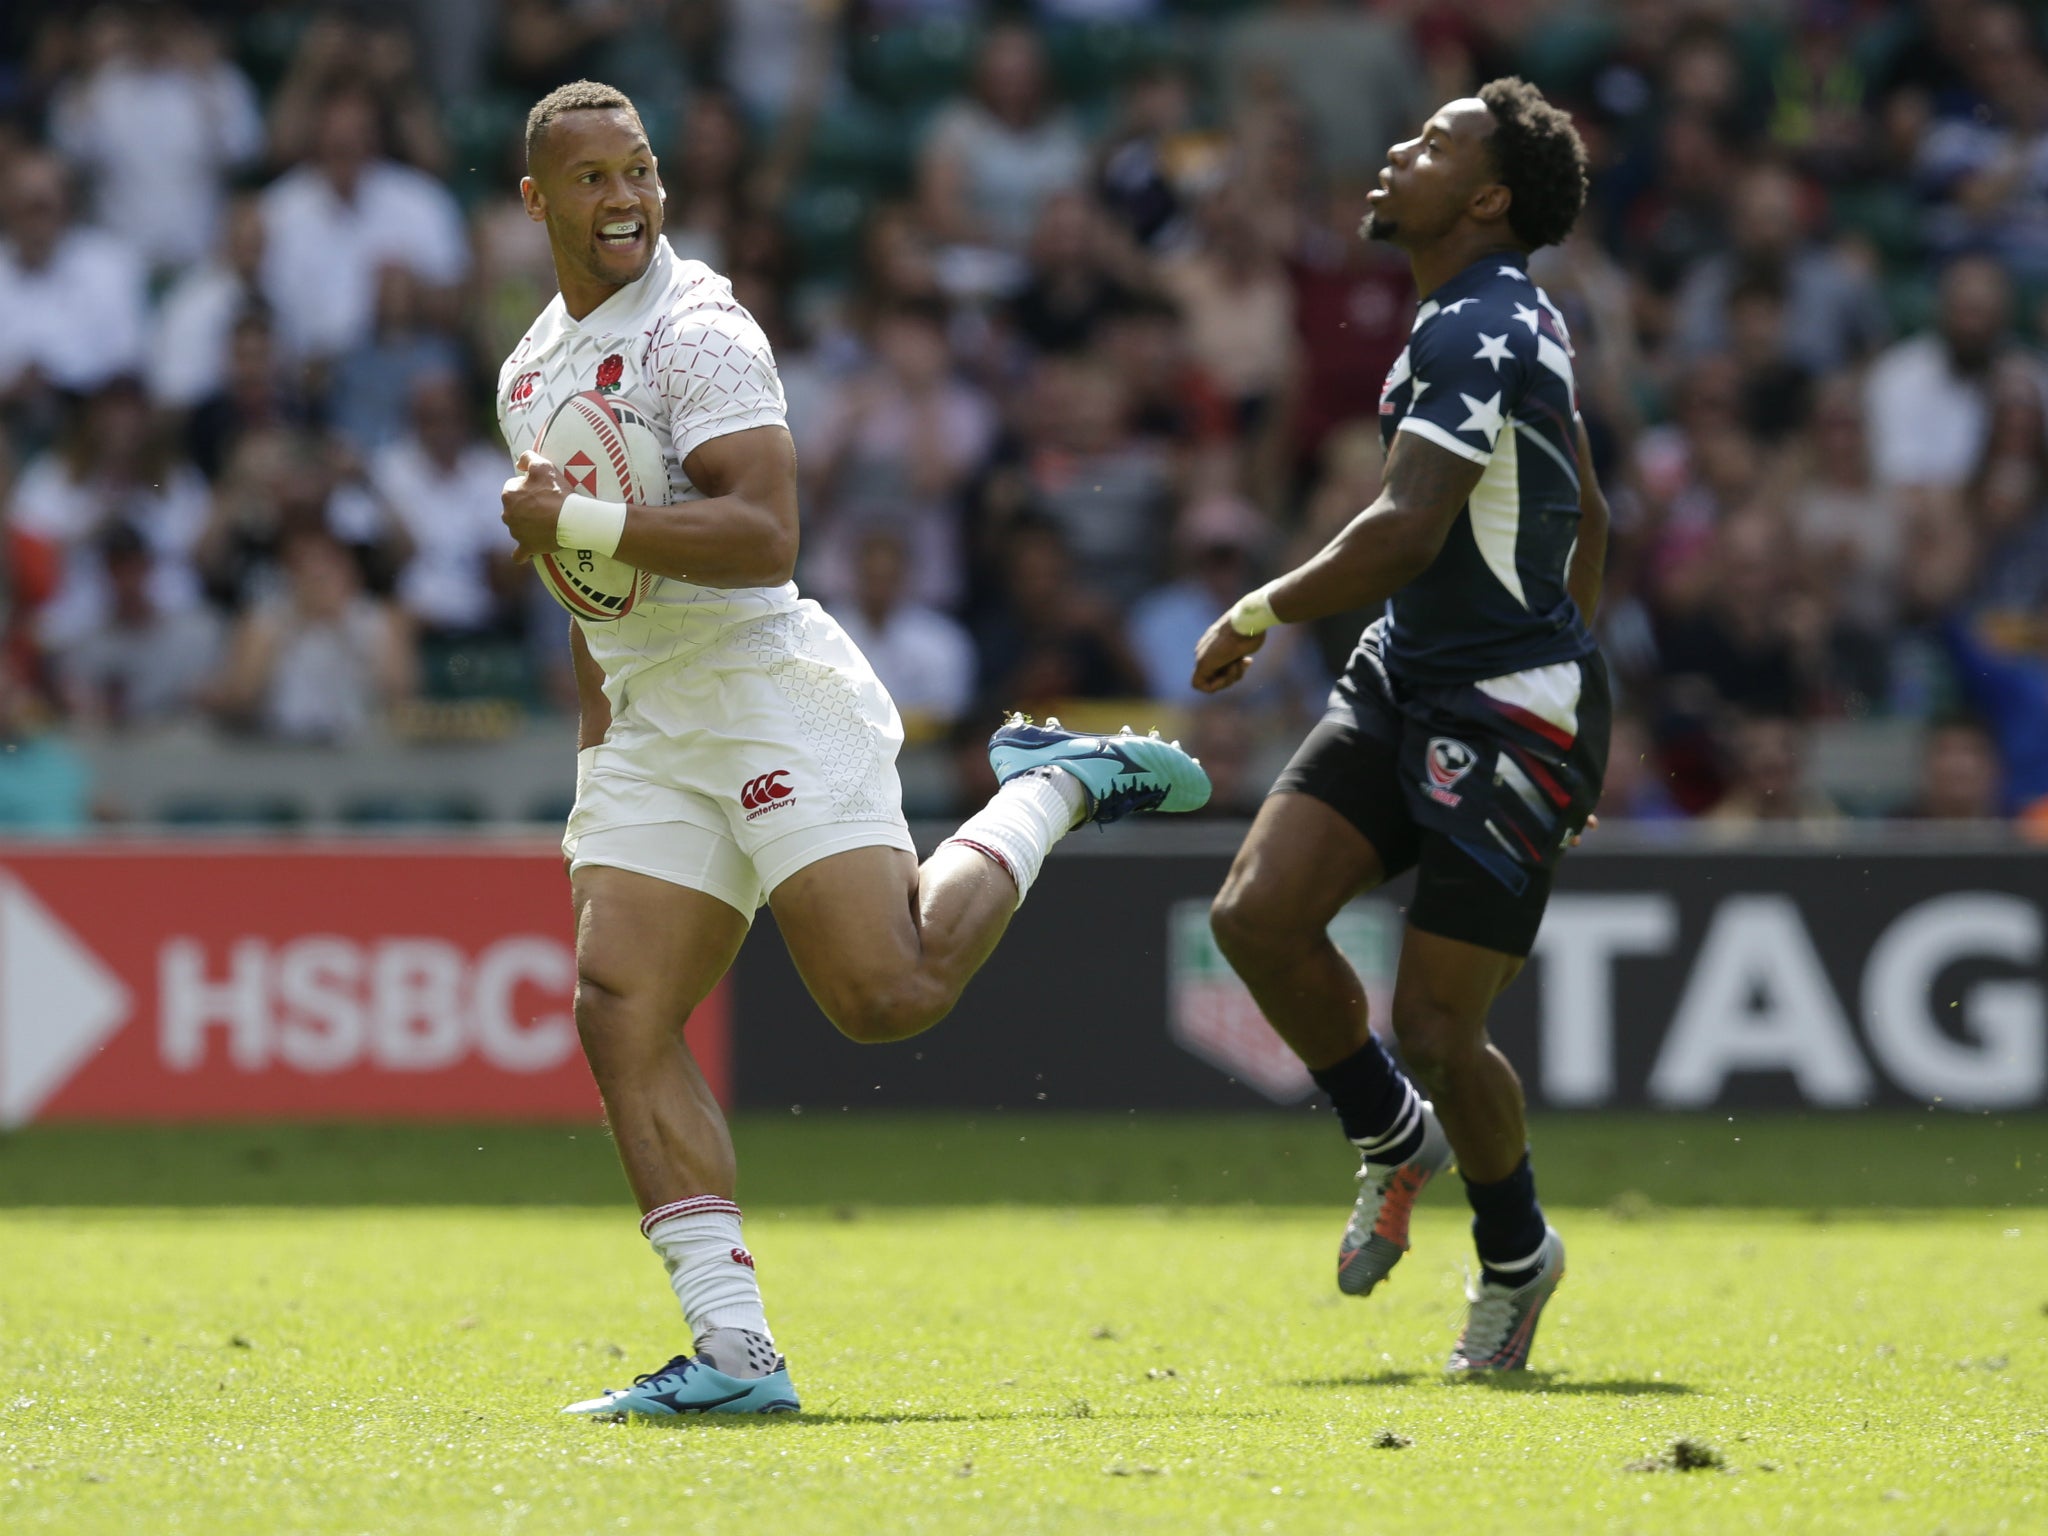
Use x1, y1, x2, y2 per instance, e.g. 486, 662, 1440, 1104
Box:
1393, 303, 1529, 466
650, 306, 789, 465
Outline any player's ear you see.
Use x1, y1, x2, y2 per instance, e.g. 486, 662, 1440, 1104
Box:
1472, 179, 1511, 227
520, 174, 546, 223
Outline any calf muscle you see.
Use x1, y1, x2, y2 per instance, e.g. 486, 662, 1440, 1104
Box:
571, 865, 750, 1209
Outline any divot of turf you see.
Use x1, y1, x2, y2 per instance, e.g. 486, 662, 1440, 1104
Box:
1371, 1430, 1414, 1449
1627, 1436, 1728, 1473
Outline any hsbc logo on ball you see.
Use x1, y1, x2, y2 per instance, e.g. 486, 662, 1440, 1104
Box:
741, 770, 795, 820
563, 450, 599, 494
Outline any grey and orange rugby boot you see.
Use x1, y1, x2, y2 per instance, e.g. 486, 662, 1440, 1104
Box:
1337, 1098, 1453, 1297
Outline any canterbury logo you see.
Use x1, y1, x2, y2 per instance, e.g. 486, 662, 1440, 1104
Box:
730, 1247, 755, 1269
508, 370, 540, 407
740, 771, 793, 811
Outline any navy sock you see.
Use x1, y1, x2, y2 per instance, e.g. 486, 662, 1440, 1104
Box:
1309, 1038, 1423, 1164
1463, 1153, 1547, 1285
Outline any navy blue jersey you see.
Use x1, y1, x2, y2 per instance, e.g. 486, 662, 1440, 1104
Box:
1375, 253, 1595, 685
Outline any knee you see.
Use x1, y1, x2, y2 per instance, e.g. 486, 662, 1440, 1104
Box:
1210, 886, 1296, 970
573, 971, 665, 1072
574, 970, 628, 1041
822, 975, 949, 1046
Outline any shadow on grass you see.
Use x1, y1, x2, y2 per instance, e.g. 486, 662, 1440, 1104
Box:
3, 1115, 2042, 1209
1290, 1371, 1696, 1396
627, 1410, 1072, 1429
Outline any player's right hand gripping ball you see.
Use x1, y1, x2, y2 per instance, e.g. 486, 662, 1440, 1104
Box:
532, 391, 667, 620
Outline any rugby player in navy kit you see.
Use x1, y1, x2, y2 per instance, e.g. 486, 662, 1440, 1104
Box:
1193, 79, 1609, 1371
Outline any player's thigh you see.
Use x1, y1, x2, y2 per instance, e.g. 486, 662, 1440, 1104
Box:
1390, 832, 1542, 1060
1392, 927, 1523, 1036
570, 863, 750, 1025
1214, 717, 1418, 945
763, 842, 924, 1011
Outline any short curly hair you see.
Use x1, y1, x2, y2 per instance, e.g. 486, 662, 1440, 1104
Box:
1477, 77, 1588, 251
525, 79, 643, 170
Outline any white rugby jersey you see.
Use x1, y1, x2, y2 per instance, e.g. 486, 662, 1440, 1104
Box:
495, 237, 799, 706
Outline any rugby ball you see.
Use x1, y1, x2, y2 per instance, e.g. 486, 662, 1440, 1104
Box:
530, 390, 668, 620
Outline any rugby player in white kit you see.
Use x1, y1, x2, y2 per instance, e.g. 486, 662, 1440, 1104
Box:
497, 81, 1211, 1417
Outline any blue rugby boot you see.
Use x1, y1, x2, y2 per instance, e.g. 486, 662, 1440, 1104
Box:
988, 715, 1211, 822
561, 1350, 800, 1418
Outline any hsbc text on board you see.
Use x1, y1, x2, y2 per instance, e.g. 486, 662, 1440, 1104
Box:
0, 844, 731, 1128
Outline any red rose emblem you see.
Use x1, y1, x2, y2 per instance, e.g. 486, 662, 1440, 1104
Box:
596, 354, 624, 392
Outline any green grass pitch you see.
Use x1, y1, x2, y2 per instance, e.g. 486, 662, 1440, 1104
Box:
3, 1115, 2044, 1534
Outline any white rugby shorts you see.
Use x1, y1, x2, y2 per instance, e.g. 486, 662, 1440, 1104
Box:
563, 601, 916, 915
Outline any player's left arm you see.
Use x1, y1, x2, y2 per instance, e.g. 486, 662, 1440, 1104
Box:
1192, 431, 1482, 692
501, 425, 800, 588
1565, 415, 1607, 624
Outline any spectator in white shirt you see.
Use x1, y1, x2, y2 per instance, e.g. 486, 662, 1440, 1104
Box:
209, 522, 417, 744
831, 527, 975, 733
58, 522, 223, 729
148, 193, 267, 411
371, 370, 519, 638
8, 379, 210, 649
804, 298, 995, 612
1865, 255, 2037, 489
0, 151, 149, 402
49, 5, 262, 273
919, 24, 1089, 258
259, 86, 469, 362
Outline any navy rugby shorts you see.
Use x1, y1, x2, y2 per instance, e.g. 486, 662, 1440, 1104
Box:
1271, 622, 1610, 957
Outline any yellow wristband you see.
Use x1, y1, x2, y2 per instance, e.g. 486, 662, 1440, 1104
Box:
1227, 585, 1281, 637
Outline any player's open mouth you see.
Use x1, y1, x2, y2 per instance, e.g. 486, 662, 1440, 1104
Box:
598, 220, 644, 248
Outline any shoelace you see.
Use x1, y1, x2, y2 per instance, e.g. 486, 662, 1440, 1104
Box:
1457, 1273, 1524, 1356
627, 1354, 695, 1391
1343, 1160, 1401, 1244
1091, 777, 1167, 822
1354, 1158, 1402, 1189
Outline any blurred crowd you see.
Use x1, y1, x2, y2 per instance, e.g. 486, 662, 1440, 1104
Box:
0, 0, 2044, 830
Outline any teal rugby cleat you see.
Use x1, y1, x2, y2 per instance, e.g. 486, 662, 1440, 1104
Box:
560, 1352, 800, 1418
988, 715, 1212, 822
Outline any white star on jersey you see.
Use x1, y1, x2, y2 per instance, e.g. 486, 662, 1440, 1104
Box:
1513, 302, 1541, 333
1439, 297, 1478, 315
1456, 391, 1505, 445
1409, 376, 1430, 402
1497, 265, 1528, 280
1474, 332, 1513, 371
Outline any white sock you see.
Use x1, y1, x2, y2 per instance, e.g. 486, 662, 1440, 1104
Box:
642, 1196, 776, 1373
940, 768, 1086, 905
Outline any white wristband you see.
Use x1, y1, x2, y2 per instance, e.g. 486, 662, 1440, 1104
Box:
1227, 584, 1281, 637
556, 493, 628, 559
